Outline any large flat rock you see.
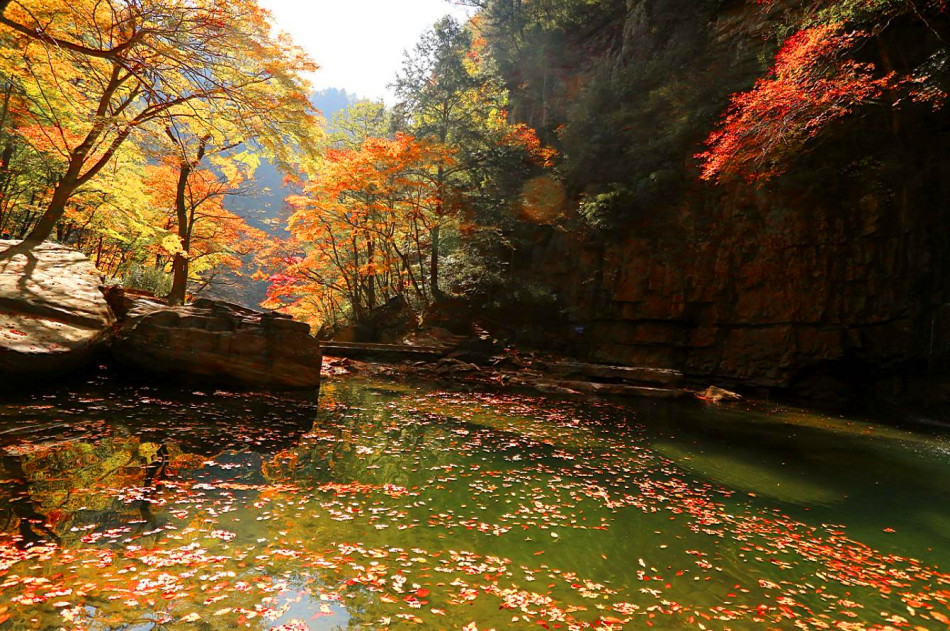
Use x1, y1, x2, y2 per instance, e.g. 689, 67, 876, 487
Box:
0, 240, 115, 374
113, 297, 322, 389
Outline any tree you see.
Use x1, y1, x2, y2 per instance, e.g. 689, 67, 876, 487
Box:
0, 0, 317, 244
145, 160, 268, 301
392, 16, 484, 297
265, 133, 453, 328
330, 100, 391, 150
698, 1, 949, 183
392, 15, 556, 298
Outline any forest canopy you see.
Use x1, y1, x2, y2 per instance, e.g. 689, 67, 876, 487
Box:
1, 0, 948, 332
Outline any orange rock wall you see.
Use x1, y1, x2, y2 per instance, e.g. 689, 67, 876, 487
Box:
523, 191, 950, 389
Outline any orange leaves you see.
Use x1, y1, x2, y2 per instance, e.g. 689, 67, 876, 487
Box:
303, 133, 453, 209
143, 161, 268, 278
502, 122, 558, 167
932, 610, 950, 626
269, 132, 455, 323
13, 124, 84, 158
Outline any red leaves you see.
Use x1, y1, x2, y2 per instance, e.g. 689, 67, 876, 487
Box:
698, 23, 885, 183
3, 385, 950, 630
698, 16, 947, 183
932, 610, 950, 626
501, 122, 558, 167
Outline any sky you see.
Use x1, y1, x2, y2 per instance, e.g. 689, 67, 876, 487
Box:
258, 0, 476, 104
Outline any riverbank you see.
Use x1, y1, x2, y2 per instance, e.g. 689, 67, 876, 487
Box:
3, 240, 949, 414
318, 352, 950, 432
321, 352, 700, 400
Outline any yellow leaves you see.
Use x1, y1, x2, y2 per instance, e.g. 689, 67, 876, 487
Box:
1, 0, 321, 234
160, 234, 187, 258
228, 150, 261, 176
216, 160, 246, 188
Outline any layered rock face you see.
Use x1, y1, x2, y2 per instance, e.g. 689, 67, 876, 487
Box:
0, 240, 115, 374
113, 297, 322, 388
501, 0, 950, 396
523, 183, 950, 394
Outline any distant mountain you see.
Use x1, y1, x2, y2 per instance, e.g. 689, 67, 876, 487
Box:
313, 87, 356, 122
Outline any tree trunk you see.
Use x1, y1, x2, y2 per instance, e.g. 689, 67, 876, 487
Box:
430, 224, 441, 299
431, 162, 445, 299
166, 136, 211, 305
24, 179, 75, 243
366, 236, 376, 310
0, 143, 13, 230
168, 254, 189, 305
167, 163, 192, 305
95, 235, 104, 269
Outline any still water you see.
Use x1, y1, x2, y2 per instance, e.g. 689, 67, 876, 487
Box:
0, 374, 948, 629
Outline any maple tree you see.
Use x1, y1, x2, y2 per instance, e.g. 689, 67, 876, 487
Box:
698, 1, 949, 183
0, 81, 56, 237
0, 0, 316, 245
265, 133, 453, 328
144, 161, 269, 302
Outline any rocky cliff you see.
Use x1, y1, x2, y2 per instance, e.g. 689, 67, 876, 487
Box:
523, 184, 950, 396
491, 0, 950, 398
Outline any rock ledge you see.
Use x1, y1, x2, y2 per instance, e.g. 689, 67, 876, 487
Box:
113, 297, 322, 389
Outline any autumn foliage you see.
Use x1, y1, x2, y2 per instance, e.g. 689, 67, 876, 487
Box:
264, 15, 556, 329
263, 134, 454, 327
698, 4, 948, 183
0, 0, 316, 301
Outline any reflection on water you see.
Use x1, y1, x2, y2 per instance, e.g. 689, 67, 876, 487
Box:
0, 375, 948, 629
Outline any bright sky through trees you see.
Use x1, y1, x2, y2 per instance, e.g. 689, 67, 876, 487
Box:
257, 0, 475, 103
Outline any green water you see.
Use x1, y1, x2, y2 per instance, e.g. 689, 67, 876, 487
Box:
0, 375, 949, 630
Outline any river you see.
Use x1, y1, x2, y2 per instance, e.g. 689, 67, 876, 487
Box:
0, 373, 948, 629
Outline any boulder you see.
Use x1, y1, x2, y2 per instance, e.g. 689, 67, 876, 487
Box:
113, 297, 321, 388
101, 286, 162, 320
697, 385, 743, 403
0, 240, 115, 375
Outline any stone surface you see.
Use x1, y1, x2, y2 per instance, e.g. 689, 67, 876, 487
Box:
518, 177, 950, 392
113, 297, 321, 388
539, 360, 683, 386
697, 386, 743, 403
0, 240, 115, 374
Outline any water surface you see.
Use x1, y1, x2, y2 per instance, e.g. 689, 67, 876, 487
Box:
0, 375, 948, 629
